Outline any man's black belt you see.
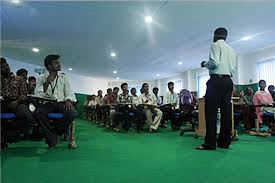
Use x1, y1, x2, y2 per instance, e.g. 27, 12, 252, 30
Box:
210, 74, 231, 78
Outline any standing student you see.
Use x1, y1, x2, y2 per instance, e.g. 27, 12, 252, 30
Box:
34, 54, 77, 149
197, 27, 237, 150
140, 83, 163, 133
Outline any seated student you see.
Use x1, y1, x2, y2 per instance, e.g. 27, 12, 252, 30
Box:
163, 81, 180, 130
113, 83, 132, 132
253, 80, 275, 125
140, 83, 163, 133
268, 85, 275, 101
16, 68, 28, 82
242, 87, 255, 131
102, 88, 114, 127
1, 58, 35, 148
34, 54, 77, 149
95, 90, 104, 124
130, 88, 143, 132
28, 76, 36, 94
87, 95, 97, 121
83, 95, 92, 119
153, 87, 162, 106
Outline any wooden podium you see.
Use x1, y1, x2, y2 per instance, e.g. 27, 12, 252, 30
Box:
196, 98, 206, 137
195, 97, 238, 138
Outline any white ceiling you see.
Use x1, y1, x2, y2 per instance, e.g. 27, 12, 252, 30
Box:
1, 1, 275, 80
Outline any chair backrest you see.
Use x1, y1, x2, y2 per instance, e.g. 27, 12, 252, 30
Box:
179, 89, 193, 105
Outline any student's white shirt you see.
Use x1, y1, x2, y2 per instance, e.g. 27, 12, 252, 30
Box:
35, 72, 76, 102
131, 95, 141, 105
206, 39, 237, 77
164, 91, 179, 109
140, 93, 157, 106
88, 100, 97, 106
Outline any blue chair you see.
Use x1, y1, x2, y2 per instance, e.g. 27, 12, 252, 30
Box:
47, 112, 76, 149
1, 113, 17, 149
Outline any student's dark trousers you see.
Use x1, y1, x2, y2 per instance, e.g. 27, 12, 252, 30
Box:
204, 75, 233, 149
34, 102, 77, 146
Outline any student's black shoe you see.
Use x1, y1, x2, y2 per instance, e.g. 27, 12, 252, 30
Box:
195, 144, 216, 150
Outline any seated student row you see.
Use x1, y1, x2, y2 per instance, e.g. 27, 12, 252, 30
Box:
1, 55, 77, 149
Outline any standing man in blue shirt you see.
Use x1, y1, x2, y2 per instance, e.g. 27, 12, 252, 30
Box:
196, 28, 237, 150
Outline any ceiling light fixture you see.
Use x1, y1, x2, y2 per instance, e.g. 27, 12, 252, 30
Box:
32, 48, 39, 53
11, 0, 20, 4
111, 52, 116, 57
241, 36, 252, 41
116, 77, 120, 80
156, 74, 160, 77
68, 68, 73, 71
113, 70, 117, 74
178, 61, 183, 65
144, 16, 153, 24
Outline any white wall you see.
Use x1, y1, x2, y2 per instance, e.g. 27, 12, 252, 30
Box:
238, 44, 275, 84
4, 57, 110, 95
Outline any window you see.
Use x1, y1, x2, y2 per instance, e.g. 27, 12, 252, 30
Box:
166, 80, 182, 94
257, 57, 275, 86
197, 74, 210, 98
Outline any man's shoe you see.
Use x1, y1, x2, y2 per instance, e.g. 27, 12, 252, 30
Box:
195, 144, 216, 150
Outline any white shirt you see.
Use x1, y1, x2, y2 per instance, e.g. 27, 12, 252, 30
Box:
131, 95, 141, 105
35, 72, 76, 102
140, 93, 157, 106
206, 39, 237, 77
164, 91, 179, 109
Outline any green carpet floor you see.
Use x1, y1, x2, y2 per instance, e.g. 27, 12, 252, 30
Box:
1, 118, 275, 183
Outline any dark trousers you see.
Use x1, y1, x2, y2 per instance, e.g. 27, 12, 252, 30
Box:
114, 106, 131, 131
1, 103, 35, 147
128, 107, 143, 132
34, 102, 77, 146
204, 76, 233, 148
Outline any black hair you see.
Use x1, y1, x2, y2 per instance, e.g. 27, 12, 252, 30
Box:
259, 79, 266, 85
142, 83, 148, 88
214, 27, 228, 41
44, 54, 60, 70
16, 68, 28, 76
130, 88, 136, 93
1, 57, 7, 64
268, 85, 275, 90
113, 87, 119, 91
168, 81, 174, 87
121, 83, 128, 89
153, 87, 159, 91
28, 76, 36, 83
107, 88, 112, 93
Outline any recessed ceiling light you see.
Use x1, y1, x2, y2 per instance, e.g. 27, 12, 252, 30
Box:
68, 68, 73, 71
156, 74, 160, 77
113, 70, 117, 74
241, 36, 252, 41
11, 0, 20, 4
111, 52, 116, 57
144, 16, 153, 24
32, 48, 39, 53
178, 61, 183, 65
116, 77, 120, 80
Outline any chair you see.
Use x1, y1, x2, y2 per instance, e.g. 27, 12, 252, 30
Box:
47, 111, 77, 149
1, 113, 17, 149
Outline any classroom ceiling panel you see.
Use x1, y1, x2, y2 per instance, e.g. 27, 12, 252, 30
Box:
1, 1, 275, 80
